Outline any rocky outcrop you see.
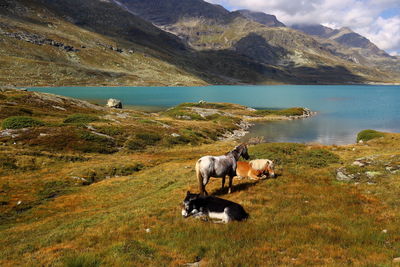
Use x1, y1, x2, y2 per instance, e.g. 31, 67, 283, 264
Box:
106, 99, 123, 109
1, 30, 80, 52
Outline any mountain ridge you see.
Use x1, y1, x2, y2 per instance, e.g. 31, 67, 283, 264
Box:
0, 0, 399, 86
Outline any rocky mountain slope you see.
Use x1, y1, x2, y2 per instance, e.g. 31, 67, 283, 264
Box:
237, 9, 285, 27
292, 24, 390, 58
0, 0, 399, 86
118, 0, 399, 83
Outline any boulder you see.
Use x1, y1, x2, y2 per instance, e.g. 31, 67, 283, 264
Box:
106, 98, 122, 109
336, 168, 354, 181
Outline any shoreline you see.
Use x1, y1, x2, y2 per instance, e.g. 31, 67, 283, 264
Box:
2, 81, 400, 90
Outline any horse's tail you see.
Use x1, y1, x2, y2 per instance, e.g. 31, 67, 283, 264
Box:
195, 159, 204, 195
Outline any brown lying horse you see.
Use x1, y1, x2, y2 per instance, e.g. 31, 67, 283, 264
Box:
236, 159, 275, 180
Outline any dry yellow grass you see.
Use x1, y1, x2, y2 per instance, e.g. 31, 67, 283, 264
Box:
1, 90, 400, 266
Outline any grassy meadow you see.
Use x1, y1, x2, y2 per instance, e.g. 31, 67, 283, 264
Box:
1, 88, 400, 266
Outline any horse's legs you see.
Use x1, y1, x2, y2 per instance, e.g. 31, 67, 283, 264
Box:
221, 176, 226, 189
200, 176, 209, 196
228, 175, 233, 194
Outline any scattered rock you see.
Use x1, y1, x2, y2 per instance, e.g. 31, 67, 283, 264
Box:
171, 133, 181, 137
106, 98, 122, 109
336, 168, 355, 181
352, 160, 365, 167
365, 171, 382, 178
393, 257, 400, 263
176, 115, 192, 120
71, 176, 88, 182
145, 228, 151, 233
17, 201, 22, 205
115, 112, 129, 119
198, 100, 206, 104
382, 229, 388, 233
52, 105, 66, 111
358, 140, 364, 144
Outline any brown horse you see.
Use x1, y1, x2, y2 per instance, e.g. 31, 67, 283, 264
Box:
236, 159, 275, 180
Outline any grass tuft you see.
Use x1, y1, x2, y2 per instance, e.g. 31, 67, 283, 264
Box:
62, 253, 101, 267
64, 114, 100, 124
2, 116, 45, 129
357, 130, 384, 142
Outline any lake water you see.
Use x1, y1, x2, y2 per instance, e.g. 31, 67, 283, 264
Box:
31, 85, 400, 145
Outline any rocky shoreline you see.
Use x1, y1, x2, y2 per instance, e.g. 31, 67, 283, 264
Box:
221, 107, 316, 141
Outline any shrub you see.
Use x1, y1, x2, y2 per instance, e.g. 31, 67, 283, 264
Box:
37, 180, 72, 199
357, 130, 384, 142
126, 132, 162, 150
63, 253, 101, 267
297, 149, 340, 168
64, 114, 100, 124
2, 116, 45, 129
76, 163, 143, 185
0, 154, 17, 171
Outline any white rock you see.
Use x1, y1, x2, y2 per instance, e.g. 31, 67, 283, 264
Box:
366, 171, 381, 178
336, 171, 354, 181
352, 161, 365, 167
145, 228, 151, 233
17, 201, 22, 205
382, 229, 388, 233
106, 98, 122, 109
171, 133, 181, 137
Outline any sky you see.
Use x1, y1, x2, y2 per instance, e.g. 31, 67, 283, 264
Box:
206, 0, 400, 55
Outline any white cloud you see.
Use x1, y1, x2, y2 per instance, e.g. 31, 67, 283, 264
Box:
206, 0, 400, 53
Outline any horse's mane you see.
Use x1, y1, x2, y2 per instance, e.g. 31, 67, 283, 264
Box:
225, 144, 245, 155
249, 159, 272, 170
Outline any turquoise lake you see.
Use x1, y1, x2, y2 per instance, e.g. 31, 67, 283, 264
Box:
31, 85, 400, 145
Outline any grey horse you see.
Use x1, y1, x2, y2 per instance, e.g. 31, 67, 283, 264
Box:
195, 144, 250, 195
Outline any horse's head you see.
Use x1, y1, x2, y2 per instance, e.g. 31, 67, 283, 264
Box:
237, 144, 250, 160
181, 191, 200, 218
266, 160, 275, 178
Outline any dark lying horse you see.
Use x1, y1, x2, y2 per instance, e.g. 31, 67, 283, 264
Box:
195, 144, 249, 195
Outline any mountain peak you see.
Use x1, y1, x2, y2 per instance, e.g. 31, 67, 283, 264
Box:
237, 9, 285, 27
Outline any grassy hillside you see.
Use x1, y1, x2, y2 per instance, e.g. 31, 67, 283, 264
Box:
1, 89, 400, 266
0, 0, 210, 87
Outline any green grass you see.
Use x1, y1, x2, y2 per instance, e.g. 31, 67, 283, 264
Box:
254, 107, 306, 117
2, 116, 45, 129
64, 114, 100, 124
163, 107, 204, 121
250, 143, 340, 168
126, 132, 163, 150
357, 129, 384, 142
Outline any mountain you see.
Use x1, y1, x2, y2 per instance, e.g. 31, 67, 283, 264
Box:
237, 9, 285, 27
0, 0, 399, 86
111, 0, 232, 25
0, 0, 286, 86
291, 23, 400, 74
292, 24, 390, 58
118, 0, 398, 83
